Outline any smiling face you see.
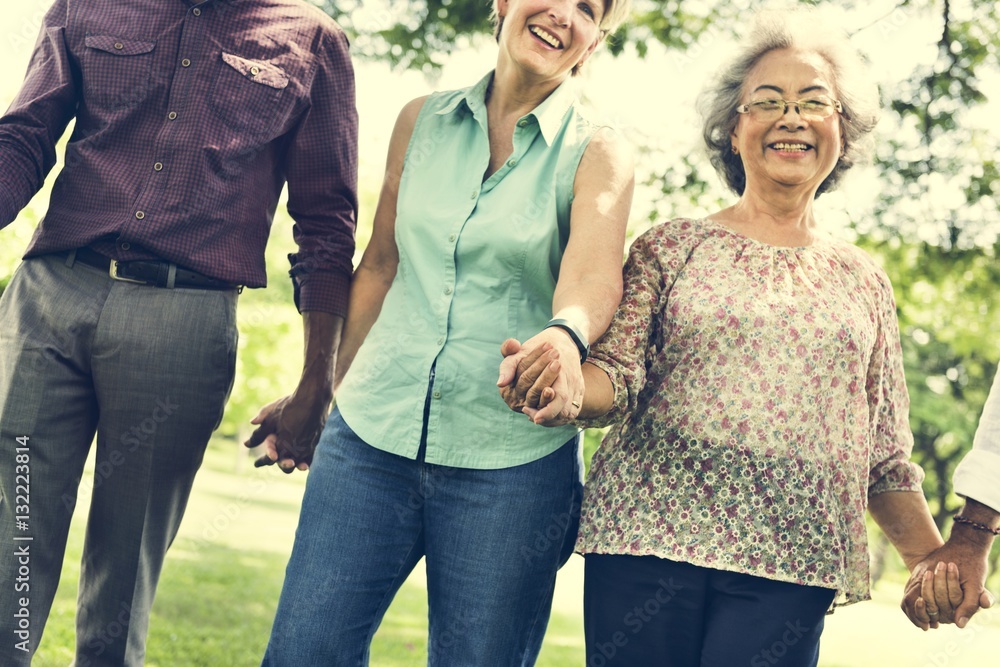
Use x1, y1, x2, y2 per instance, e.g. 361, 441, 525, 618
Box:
731, 47, 844, 198
496, 0, 604, 81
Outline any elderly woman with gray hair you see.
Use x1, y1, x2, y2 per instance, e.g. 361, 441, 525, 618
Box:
503, 10, 945, 666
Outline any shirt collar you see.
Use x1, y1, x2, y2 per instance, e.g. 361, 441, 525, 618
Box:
437, 71, 579, 146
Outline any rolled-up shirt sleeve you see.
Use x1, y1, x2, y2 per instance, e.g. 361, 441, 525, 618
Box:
0, 0, 77, 228
866, 269, 925, 497
953, 369, 1000, 512
285, 27, 358, 315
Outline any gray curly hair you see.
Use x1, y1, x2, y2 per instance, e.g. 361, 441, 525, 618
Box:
699, 10, 881, 197
490, 0, 632, 75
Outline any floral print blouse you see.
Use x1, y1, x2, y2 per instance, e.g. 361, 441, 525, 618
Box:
577, 218, 924, 607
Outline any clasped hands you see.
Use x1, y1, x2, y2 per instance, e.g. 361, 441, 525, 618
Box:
900, 543, 994, 631
497, 328, 585, 426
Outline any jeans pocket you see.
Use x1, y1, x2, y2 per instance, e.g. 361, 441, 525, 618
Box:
209, 51, 291, 138
81, 35, 156, 111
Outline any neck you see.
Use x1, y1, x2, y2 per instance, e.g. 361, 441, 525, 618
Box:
719, 183, 820, 247
487, 59, 565, 121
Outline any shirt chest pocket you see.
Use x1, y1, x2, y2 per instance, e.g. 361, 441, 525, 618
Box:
209, 52, 292, 137
81, 35, 156, 111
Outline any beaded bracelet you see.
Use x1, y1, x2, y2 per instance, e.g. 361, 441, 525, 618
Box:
953, 514, 1000, 536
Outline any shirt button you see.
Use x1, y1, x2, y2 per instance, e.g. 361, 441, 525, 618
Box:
135, 211, 145, 220
437, 336, 445, 345
432, 391, 442, 400
250, 66, 260, 76
517, 119, 528, 128
114, 42, 124, 50
153, 162, 163, 171
120, 242, 131, 250
470, 190, 478, 200
444, 286, 453, 295
507, 159, 517, 168
181, 58, 191, 68
168, 111, 178, 120
448, 234, 457, 243
192, 7, 201, 16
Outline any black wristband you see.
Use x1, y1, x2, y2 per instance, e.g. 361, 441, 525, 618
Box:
544, 318, 589, 363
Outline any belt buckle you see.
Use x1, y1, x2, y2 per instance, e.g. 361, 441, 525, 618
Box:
109, 259, 148, 284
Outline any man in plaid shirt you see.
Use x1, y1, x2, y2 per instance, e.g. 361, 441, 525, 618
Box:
0, 1, 357, 664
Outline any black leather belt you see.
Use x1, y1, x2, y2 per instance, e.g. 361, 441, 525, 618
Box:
65, 247, 238, 291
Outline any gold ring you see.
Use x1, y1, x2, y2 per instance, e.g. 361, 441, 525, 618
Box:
571, 401, 581, 408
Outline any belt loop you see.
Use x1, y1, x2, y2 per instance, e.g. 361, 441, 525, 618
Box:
166, 263, 177, 289
65, 249, 77, 268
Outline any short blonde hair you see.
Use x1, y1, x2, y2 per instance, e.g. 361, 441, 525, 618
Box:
699, 9, 880, 196
490, 0, 632, 74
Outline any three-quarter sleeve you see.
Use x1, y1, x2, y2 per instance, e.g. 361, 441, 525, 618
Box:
866, 268, 925, 497
577, 222, 699, 429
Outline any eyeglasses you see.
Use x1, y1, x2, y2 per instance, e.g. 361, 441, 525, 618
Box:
736, 96, 844, 122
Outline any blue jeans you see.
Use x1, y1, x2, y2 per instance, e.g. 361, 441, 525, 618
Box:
261, 409, 582, 666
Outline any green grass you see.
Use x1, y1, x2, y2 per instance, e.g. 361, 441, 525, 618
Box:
30, 440, 1000, 666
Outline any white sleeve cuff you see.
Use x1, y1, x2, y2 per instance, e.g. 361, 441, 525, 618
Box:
953, 449, 1000, 513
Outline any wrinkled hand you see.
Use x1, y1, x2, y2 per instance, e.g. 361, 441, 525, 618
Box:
901, 542, 994, 630
243, 392, 330, 473
497, 329, 584, 426
498, 339, 560, 412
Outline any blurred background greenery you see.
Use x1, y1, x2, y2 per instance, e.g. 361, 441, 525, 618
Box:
2, 0, 999, 664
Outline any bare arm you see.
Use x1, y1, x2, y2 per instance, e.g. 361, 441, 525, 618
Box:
245, 312, 343, 471
498, 127, 634, 425
245, 97, 425, 471
335, 96, 426, 384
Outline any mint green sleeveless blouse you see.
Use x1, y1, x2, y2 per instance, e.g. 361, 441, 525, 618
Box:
336, 72, 600, 469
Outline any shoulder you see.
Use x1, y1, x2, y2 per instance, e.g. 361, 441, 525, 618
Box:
632, 218, 713, 252
395, 96, 430, 136
578, 126, 634, 178
250, 0, 349, 52
823, 238, 898, 307
827, 239, 892, 283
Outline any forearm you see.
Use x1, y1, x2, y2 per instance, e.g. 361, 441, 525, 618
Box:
949, 498, 999, 553
551, 273, 622, 346
869, 490, 945, 571
577, 362, 615, 418
295, 311, 344, 408
333, 262, 395, 385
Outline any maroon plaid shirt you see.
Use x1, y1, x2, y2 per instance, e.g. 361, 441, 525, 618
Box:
0, 0, 358, 314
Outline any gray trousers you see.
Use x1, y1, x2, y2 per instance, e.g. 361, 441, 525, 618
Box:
0, 254, 238, 666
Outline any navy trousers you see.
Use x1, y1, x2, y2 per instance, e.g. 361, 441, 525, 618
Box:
584, 553, 836, 667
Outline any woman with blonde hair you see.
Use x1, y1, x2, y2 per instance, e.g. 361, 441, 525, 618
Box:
260, 1, 633, 664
